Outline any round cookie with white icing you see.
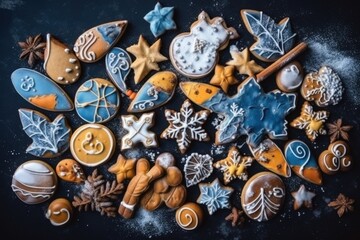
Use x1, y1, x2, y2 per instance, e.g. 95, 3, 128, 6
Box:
169, 11, 239, 79
70, 123, 115, 167
75, 78, 120, 124
318, 140, 352, 175
241, 171, 285, 222
175, 202, 203, 230
276, 61, 303, 92
11, 160, 57, 204
45, 198, 73, 226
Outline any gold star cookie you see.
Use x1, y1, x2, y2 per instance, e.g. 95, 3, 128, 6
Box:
209, 65, 238, 93
290, 101, 329, 141
108, 154, 137, 183
213, 146, 253, 184
291, 185, 316, 210
226, 46, 263, 77
126, 35, 168, 84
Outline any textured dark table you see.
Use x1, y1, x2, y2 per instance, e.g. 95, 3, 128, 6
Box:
1, 0, 359, 239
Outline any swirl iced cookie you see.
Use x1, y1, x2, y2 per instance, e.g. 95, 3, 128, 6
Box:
45, 198, 73, 226
241, 172, 285, 222
301, 66, 344, 107
70, 124, 115, 167
74, 20, 128, 63
276, 61, 303, 92
44, 34, 81, 84
175, 202, 203, 230
318, 140, 352, 175
56, 159, 85, 184
75, 78, 120, 124
11, 160, 57, 204
169, 11, 239, 78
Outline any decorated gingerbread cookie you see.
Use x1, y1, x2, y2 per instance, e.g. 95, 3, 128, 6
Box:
197, 178, 233, 215
108, 154, 137, 183
44, 34, 81, 84
126, 35, 167, 84
184, 153, 213, 187
70, 123, 115, 167
74, 20, 127, 63
226, 46, 263, 77
241, 172, 285, 222
213, 146, 253, 184
248, 138, 291, 177
276, 61, 303, 92
18, 109, 71, 158
291, 185, 316, 210
161, 99, 210, 154
45, 198, 73, 226
56, 159, 85, 184
128, 71, 177, 113
284, 140, 322, 185
143, 2, 176, 38
175, 202, 203, 230
290, 101, 329, 141
209, 65, 238, 93
11, 160, 57, 204
121, 112, 158, 150
301, 66, 344, 107
241, 9, 296, 62
169, 11, 239, 78
11, 68, 74, 111
318, 140, 352, 175
180, 77, 296, 148
75, 78, 120, 124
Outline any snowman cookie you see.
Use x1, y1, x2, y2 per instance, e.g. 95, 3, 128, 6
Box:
169, 11, 239, 78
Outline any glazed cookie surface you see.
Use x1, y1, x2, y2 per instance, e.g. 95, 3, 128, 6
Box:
170, 11, 239, 78
74, 20, 127, 63
175, 202, 203, 230
241, 172, 285, 222
184, 153, 213, 187
45, 198, 73, 226
276, 61, 303, 92
56, 159, 85, 184
44, 34, 81, 84
318, 140, 352, 175
75, 78, 120, 124
11, 160, 57, 204
143, 2, 176, 38
18, 108, 71, 158
70, 124, 115, 167
108, 154, 137, 183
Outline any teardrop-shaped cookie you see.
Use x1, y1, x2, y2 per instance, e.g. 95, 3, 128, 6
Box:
11, 68, 74, 111
248, 138, 291, 178
73, 20, 127, 63
44, 34, 81, 84
128, 71, 177, 112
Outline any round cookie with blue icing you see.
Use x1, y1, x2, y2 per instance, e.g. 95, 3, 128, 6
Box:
284, 139, 322, 185
75, 78, 120, 124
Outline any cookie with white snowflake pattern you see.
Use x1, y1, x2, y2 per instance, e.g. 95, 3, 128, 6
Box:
161, 99, 210, 154
184, 153, 213, 187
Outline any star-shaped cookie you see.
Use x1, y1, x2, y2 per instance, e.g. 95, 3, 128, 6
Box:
290, 101, 329, 141
121, 112, 158, 150
144, 2, 176, 38
209, 65, 238, 93
197, 178, 233, 215
226, 46, 263, 77
126, 35, 167, 84
213, 146, 253, 184
108, 154, 136, 183
291, 185, 316, 210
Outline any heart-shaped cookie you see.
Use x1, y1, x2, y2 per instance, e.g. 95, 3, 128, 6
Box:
318, 140, 352, 175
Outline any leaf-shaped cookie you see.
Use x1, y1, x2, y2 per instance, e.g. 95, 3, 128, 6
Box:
19, 108, 71, 158
241, 9, 296, 62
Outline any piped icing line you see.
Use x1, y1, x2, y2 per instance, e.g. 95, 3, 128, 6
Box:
120, 201, 135, 211
46, 208, 71, 226
11, 185, 54, 199
74, 31, 97, 61
175, 207, 199, 230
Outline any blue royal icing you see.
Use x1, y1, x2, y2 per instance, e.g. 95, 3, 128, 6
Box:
284, 140, 318, 169
11, 68, 74, 111
202, 78, 296, 147
75, 79, 120, 123
105, 47, 132, 94
97, 23, 121, 45
143, 2, 176, 38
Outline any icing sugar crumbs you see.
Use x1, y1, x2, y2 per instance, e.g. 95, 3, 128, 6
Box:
211, 143, 225, 155
303, 33, 360, 105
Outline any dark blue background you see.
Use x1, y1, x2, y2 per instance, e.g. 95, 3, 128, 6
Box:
1, 0, 359, 239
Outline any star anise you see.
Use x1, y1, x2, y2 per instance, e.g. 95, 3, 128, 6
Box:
225, 207, 245, 227
18, 34, 46, 67
326, 119, 352, 143
328, 193, 355, 217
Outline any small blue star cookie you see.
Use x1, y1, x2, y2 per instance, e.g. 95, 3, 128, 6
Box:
143, 2, 176, 38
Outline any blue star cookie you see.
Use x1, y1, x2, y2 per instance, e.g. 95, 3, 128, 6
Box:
144, 2, 176, 38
